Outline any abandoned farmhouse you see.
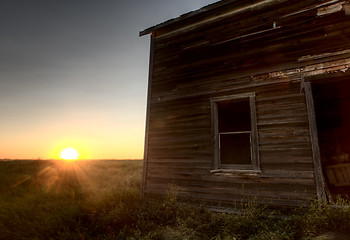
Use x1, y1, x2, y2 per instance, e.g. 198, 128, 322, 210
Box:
140, 0, 350, 207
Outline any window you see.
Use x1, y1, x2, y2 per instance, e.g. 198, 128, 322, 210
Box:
211, 93, 259, 171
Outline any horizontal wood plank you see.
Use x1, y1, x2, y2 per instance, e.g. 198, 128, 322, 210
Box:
143, 0, 350, 208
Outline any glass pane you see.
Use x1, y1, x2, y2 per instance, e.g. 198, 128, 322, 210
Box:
218, 99, 251, 132
220, 133, 251, 165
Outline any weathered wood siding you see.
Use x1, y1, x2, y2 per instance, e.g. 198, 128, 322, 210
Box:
143, 0, 350, 207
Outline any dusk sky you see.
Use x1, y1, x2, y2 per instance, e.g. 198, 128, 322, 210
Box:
0, 0, 218, 160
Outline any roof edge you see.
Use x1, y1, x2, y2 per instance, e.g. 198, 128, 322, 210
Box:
139, 0, 239, 36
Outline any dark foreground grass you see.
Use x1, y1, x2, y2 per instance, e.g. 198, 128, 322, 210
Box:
1, 160, 350, 240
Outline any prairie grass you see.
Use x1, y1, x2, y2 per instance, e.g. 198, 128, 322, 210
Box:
1, 160, 350, 239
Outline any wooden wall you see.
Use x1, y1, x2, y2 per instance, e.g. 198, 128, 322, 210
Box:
143, 0, 350, 207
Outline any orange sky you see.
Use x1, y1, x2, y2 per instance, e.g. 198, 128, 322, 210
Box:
1, 112, 145, 159
0, 0, 218, 160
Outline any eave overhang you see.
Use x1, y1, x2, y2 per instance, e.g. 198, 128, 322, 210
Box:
139, 0, 284, 37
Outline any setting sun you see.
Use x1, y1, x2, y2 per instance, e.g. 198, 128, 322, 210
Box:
60, 148, 79, 160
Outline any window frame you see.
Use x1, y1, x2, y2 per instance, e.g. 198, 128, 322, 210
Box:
211, 93, 260, 172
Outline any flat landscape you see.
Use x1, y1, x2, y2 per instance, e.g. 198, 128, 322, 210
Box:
1, 160, 350, 240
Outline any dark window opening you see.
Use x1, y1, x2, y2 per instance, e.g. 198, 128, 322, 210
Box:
220, 133, 251, 165
217, 99, 251, 165
218, 100, 251, 132
211, 94, 259, 170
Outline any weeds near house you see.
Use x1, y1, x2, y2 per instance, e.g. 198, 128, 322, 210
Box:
292, 198, 350, 239
1, 160, 350, 239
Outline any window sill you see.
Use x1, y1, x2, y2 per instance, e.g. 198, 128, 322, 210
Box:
210, 169, 261, 176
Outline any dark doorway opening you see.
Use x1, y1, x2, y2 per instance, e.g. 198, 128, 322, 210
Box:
312, 78, 350, 200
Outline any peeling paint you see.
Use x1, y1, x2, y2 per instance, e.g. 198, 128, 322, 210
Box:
298, 49, 350, 62
317, 2, 343, 16
344, 4, 350, 15
304, 58, 350, 72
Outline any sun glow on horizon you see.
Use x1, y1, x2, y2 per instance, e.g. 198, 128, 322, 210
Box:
60, 148, 79, 160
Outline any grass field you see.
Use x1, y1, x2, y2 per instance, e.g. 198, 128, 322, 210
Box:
1, 160, 350, 240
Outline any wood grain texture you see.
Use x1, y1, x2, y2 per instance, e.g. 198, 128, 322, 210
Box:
142, 0, 350, 207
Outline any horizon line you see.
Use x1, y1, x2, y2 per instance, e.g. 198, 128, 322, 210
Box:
0, 158, 143, 161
